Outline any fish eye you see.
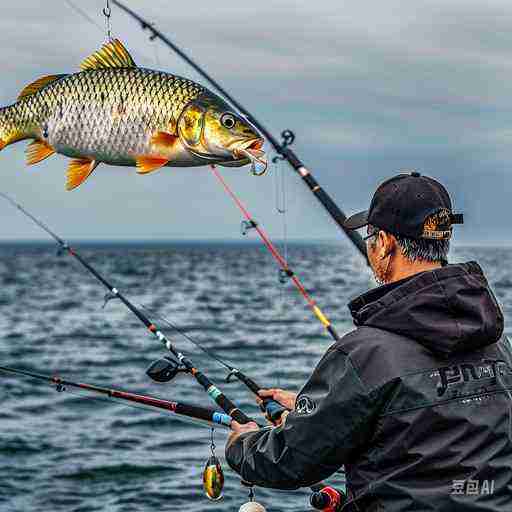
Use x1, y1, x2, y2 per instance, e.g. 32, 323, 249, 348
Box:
221, 113, 236, 129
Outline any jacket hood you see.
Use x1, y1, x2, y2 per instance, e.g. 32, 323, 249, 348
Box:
349, 262, 504, 356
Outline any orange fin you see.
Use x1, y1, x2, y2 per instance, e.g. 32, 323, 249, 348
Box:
136, 156, 169, 175
80, 39, 136, 71
26, 140, 56, 165
0, 139, 5, 151
18, 74, 67, 100
151, 131, 179, 148
66, 158, 99, 191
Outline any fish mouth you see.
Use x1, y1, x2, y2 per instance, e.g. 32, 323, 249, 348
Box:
231, 138, 267, 175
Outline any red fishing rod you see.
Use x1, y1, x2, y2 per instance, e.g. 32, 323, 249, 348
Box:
0, 365, 232, 428
0, 193, 270, 425
210, 166, 341, 343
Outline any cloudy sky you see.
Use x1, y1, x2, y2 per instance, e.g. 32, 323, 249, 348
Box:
0, 0, 511, 247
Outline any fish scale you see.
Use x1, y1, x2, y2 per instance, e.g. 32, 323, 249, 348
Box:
0, 39, 265, 189
45, 68, 204, 162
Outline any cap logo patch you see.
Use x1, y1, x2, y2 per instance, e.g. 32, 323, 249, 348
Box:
422, 209, 452, 240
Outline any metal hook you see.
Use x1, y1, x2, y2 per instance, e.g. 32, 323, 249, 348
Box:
251, 159, 268, 176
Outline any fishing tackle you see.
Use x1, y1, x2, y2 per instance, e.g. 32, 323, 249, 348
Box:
202, 429, 225, 501
111, 0, 368, 264
146, 356, 185, 382
310, 486, 346, 512
0, 193, 285, 423
210, 166, 342, 344
238, 484, 267, 512
139, 305, 287, 423
0, 366, 232, 428
0, 193, 257, 426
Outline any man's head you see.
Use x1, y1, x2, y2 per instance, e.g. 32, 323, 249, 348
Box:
345, 172, 463, 285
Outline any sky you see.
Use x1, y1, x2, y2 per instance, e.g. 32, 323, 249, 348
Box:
0, 0, 511, 247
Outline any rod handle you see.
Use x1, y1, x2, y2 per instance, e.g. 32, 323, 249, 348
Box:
261, 398, 289, 423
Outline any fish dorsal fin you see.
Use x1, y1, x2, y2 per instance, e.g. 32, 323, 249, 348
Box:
18, 74, 67, 100
80, 39, 136, 71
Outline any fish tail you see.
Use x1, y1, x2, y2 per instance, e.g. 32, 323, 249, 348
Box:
0, 104, 27, 151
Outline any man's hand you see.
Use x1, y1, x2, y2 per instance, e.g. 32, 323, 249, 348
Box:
257, 388, 297, 411
227, 420, 259, 449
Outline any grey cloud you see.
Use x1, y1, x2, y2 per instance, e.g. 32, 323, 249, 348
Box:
0, 0, 511, 244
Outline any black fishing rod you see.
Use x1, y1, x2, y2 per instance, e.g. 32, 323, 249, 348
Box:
111, 0, 368, 264
0, 193, 285, 423
0, 365, 232, 428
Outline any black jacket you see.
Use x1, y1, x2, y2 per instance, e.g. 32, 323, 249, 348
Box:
226, 262, 512, 511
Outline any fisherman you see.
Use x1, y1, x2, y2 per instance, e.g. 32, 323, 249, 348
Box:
225, 172, 512, 511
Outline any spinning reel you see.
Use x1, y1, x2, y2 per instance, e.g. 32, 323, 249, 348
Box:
146, 356, 187, 382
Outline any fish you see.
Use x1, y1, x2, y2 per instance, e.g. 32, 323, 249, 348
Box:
0, 39, 266, 190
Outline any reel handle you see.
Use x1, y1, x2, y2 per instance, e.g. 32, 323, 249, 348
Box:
310, 486, 345, 512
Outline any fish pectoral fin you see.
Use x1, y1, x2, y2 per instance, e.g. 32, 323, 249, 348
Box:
150, 131, 179, 149
18, 74, 67, 100
0, 139, 5, 151
66, 158, 99, 191
136, 156, 169, 174
80, 39, 136, 71
26, 140, 56, 165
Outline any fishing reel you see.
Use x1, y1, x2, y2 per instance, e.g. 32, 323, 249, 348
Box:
310, 486, 346, 512
146, 356, 187, 382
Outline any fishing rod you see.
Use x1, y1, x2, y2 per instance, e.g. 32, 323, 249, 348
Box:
1, 363, 231, 500
0, 365, 232, 428
138, 304, 286, 407
110, 0, 368, 264
0, 193, 285, 423
211, 166, 341, 343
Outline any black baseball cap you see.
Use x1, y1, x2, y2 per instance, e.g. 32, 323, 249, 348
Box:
344, 172, 463, 240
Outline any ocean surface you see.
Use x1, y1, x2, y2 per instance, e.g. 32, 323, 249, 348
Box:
1, 241, 510, 512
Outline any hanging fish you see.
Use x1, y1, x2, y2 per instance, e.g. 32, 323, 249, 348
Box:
202, 454, 224, 501
0, 39, 266, 190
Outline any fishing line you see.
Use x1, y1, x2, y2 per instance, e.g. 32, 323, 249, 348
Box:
63, 0, 104, 32
273, 154, 290, 390
103, 0, 113, 42
138, 303, 236, 372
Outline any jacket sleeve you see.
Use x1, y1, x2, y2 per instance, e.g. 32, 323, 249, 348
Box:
225, 344, 386, 489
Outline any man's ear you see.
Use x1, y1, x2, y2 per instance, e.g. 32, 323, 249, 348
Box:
379, 231, 396, 258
